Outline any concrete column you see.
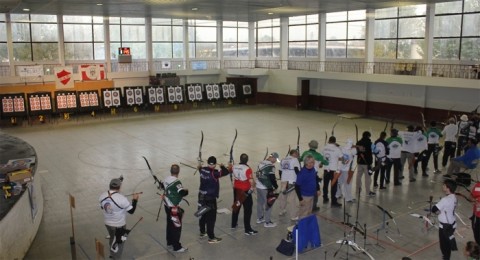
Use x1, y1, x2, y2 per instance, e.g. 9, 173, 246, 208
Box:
280, 17, 288, 69
365, 9, 375, 74
145, 17, 153, 75
319, 13, 326, 71
425, 4, 435, 76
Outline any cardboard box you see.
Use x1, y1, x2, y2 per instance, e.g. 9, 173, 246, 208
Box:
7, 169, 33, 184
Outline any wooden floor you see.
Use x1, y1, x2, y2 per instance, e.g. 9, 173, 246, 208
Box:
4, 105, 476, 260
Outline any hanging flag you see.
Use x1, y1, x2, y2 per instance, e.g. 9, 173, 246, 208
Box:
54, 66, 74, 89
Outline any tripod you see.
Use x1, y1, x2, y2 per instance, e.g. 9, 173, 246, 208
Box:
375, 205, 400, 246
334, 197, 356, 259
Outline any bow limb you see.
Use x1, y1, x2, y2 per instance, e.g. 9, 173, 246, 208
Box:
455, 192, 474, 203
229, 129, 238, 184
376, 205, 394, 220
263, 147, 269, 160
142, 156, 165, 222
296, 127, 300, 154
194, 131, 204, 175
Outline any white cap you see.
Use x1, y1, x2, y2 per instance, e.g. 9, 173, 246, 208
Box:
460, 114, 468, 121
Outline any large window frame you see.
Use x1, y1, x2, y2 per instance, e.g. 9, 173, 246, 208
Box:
325, 10, 366, 58
255, 18, 280, 58
63, 15, 105, 61
222, 21, 249, 58
288, 15, 319, 58
188, 20, 217, 58
109, 17, 146, 60
152, 18, 184, 59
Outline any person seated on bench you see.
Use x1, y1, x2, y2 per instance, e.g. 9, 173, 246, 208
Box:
446, 138, 480, 176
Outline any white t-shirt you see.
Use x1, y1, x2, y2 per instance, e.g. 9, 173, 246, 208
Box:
400, 131, 422, 153
442, 124, 458, 142
280, 155, 301, 184
323, 143, 344, 171
436, 193, 457, 226
255, 160, 275, 190
99, 190, 133, 227
340, 145, 357, 172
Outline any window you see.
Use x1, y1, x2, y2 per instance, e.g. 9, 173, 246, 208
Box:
434, 0, 480, 61
63, 15, 104, 60
188, 20, 217, 58
223, 21, 249, 57
288, 15, 318, 57
152, 18, 184, 59
109, 17, 146, 60
0, 14, 7, 62
326, 10, 366, 58
255, 18, 280, 57
11, 14, 59, 61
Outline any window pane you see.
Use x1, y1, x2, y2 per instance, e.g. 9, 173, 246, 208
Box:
93, 24, 104, 41
326, 41, 346, 58
11, 14, 29, 22
0, 14, 5, 22
306, 24, 318, 40
375, 7, 398, 19
94, 43, 105, 60
0, 43, 8, 62
153, 42, 172, 58
13, 43, 31, 61
0, 23, 6, 41
238, 42, 249, 57
433, 38, 460, 60
122, 18, 145, 24
306, 41, 318, 57
289, 41, 305, 57
326, 23, 347, 40
128, 43, 147, 59
238, 22, 248, 27
397, 39, 425, 59
196, 42, 217, 58
173, 43, 183, 58
464, 0, 480, 12
63, 15, 92, 23
257, 19, 271, 27
223, 43, 237, 57
196, 20, 216, 26
12, 23, 31, 42
374, 40, 397, 58
347, 40, 365, 58
399, 4, 426, 17
257, 42, 272, 57
461, 38, 480, 60
463, 14, 480, 36
327, 11, 347, 22
289, 16, 305, 25
64, 24, 92, 42
223, 21, 237, 27
272, 27, 280, 42
238, 28, 248, 42
435, 1, 462, 14
188, 27, 195, 41
109, 17, 120, 24
434, 15, 461, 37
196, 27, 216, 41
110, 43, 120, 59
348, 10, 366, 20
122, 25, 145, 41
172, 26, 183, 41
32, 24, 58, 41
306, 14, 318, 23
398, 17, 425, 38
172, 19, 183, 26
258, 28, 272, 42
109, 25, 120, 41
65, 43, 93, 60
348, 21, 365, 39
153, 26, 172, 41
93, 16, 103, 23
272, 19, 280, 27
189, 42, 195, 58
152, 18, 172, 25
223, 27, 237, 42
33, 43, 58, 61
31, 15, 57, 23
289, 25, 305, 41
375, 19, 397, 38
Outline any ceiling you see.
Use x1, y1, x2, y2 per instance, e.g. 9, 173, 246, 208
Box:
1, 0, 456, 22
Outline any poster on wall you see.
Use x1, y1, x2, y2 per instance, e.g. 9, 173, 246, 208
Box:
79, 64, 106, 81
54, 66, 74, 89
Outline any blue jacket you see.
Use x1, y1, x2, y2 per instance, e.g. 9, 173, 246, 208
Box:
295, 166, 317, 198
455, 146, 480, 169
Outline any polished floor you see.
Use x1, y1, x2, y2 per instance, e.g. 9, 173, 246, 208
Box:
3, 105, 477, 260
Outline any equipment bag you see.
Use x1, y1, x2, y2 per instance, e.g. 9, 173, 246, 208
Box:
276, 239, 295, 256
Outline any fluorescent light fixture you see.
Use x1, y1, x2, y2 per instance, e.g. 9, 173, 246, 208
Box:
23, 8, 30, 11
191, 7, 198, 11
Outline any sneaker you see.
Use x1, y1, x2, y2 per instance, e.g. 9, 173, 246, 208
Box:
379, 186, 386, 190
346, 199, 356, 203
256, 217, 265, 224
264, 221, 277, 228
245, 230, 258, 235
399, 176, 405, 180
174, 247, 188, 253
167, 244, 173, 250
199, 232, 207, 238
409, 178, 416, 182
323, 198, 329, 203
434, 169, 442, 174
422, 174, 429, 177
208, 237, 222, 243
331, 203, 342, 208
367, 192, 376, 197
279, 210, 287, 216
312, 206, 320, 212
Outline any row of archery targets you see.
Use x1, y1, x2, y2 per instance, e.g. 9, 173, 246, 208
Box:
0, 83, 254, 125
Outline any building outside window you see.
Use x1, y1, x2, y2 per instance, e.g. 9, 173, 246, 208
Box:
188, 20, 217, 58
255, 18, 280, 57
109, 17, 146, 60
63, 15, 104, 60
326, 10, 366, 58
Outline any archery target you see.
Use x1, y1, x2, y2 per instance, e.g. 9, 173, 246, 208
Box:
2, 97, 13, 113
148, 88, 156, 104
243, 85, 252, 95
14, 97, 25, 112
222, 84, 230, 99
205, 84, 214, 100
66, 94, 77, 108
89, 93, 99, 107
126, 89, 135, 106
167, 86, 176, 103
57, 95, 67, 109
156, 88, 164, 104
175, 86, 183, 102
212, 84, 220, 100
194, 85, 202, 101
79, 93, 89, 107
112, 90, 121, 107
187, 86, 195, 102
135, 89, 143, 105
229, 84, 236, 98
40, 95, 51, 110
30, 96, 41, 111
103, 90, 112, 107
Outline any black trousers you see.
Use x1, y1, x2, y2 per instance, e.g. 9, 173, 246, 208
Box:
164, 205, 183, 250
387, 158, 402, 184
373, 160, 387, 187
323, 170, 338, 204
472, 215, 480, 245
231, 189, 253, 232
424, 143, 440, 171
199, 198, 217, 239
442, 141, 456, 167
439, 224, 456, 260
457, 136, 468, 156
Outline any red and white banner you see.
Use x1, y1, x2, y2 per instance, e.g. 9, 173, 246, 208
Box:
79, 64, 106, 81
54, 66, 74, 89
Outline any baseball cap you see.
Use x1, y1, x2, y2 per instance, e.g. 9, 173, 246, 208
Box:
269, 152, 280, 162
308, 140, 318, 149
207, 156, 217, 165
461, 114, 468, 121
110, 178, 122, 189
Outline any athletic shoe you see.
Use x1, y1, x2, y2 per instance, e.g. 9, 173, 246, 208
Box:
245, 230, 258, 235
208, 237, 222, 243
173, 247, 188, 253
409, 178, 416, 182
331, 203, 342, 208
199, 232, 207, 238
256, 217, 265, 224
323, 198, 329, 203
264, 221, 277, 228
434, 169, 442, 174
422, 174, 429, 177
380, 186, 386, 190
367, 192, 376, 197
167, 244, 173, 250
231, 225, 237, 229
